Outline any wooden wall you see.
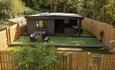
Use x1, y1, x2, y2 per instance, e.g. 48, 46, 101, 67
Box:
8, 23, 19, 42
0, 51, 115, 70
82, 18, 115, 48
0, 17, 27, 49
0, 51, 16, 70
0, 29, 8, 48
8, 17, 27, 34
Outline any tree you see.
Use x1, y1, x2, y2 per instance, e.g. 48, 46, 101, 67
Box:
0, 0, 24, 20
105, 0, 115, 25
0, 0, 114, 25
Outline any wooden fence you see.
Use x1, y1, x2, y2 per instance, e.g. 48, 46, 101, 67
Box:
0, 51, 16, 70
0, 17, 27, 49
82, 18, 115, 48
0, 51, 115, 70
0, 29, 8, 48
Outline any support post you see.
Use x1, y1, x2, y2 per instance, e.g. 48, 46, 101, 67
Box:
78, 19, 82, 36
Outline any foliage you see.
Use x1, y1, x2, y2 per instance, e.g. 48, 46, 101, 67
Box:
24, 7, 38, 15
0, 19, 7, 30
22, 0, 83, 13
105, 0, 115, 25
15, 46, 59, 70
23, 0, 50, 12
81, 0, 115, 25
0, 0, 114, 25
22, 0, 115, 26
0, 0, 25, 21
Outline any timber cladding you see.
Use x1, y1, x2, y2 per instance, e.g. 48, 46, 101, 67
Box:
0, 51, 16, 70
0, 29, 8, 48
0, 51, 115, 70
8, 17, 27, 34
82, 18, 115, 48
0, 24, 20, 48
0, 17, 27, 48
9, 23, 20, 42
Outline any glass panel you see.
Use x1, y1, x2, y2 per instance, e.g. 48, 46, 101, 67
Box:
36, 20, 45, 28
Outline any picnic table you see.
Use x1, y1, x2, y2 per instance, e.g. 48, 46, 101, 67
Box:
34, 31, 46, 36
30, 31, 47, 42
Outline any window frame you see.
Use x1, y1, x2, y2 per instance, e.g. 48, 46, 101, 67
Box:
36, 20, 46, 28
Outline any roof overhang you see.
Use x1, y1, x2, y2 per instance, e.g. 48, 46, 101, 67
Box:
25, 12, 84, 20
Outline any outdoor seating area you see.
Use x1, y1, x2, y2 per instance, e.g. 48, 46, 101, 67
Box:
11, 29, 105, 48
11, 28, 103, 47
30, 31, 48, 42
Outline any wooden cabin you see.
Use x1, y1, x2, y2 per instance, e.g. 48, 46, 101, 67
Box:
25, 13, 84, 36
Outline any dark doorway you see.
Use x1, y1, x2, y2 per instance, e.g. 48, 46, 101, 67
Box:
55, 20, 64, 34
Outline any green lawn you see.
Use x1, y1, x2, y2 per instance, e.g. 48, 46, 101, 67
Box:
12, 36, 105, 47
81, 29, 94, 36
47, 36, 104, 46
55, 29, 94, 37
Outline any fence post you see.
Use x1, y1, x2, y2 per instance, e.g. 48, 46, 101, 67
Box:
6, 26, 10, 46
7, 25, 11, 45
17, 23, 20, 39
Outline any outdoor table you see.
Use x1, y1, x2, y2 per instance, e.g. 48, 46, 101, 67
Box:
34, 31, 47, 40
30, 31, 47, 42
35, 31, 46, 36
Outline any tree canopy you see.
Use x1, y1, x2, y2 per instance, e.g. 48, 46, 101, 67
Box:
22, 0, 114, 25
0, 0, 114, 25
0, 0, 24, 21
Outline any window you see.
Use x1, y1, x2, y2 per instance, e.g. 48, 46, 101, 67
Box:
36, 20, 46, 28
64, 20, 69, 24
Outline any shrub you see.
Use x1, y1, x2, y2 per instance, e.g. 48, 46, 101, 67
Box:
15, 46, 59, 70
